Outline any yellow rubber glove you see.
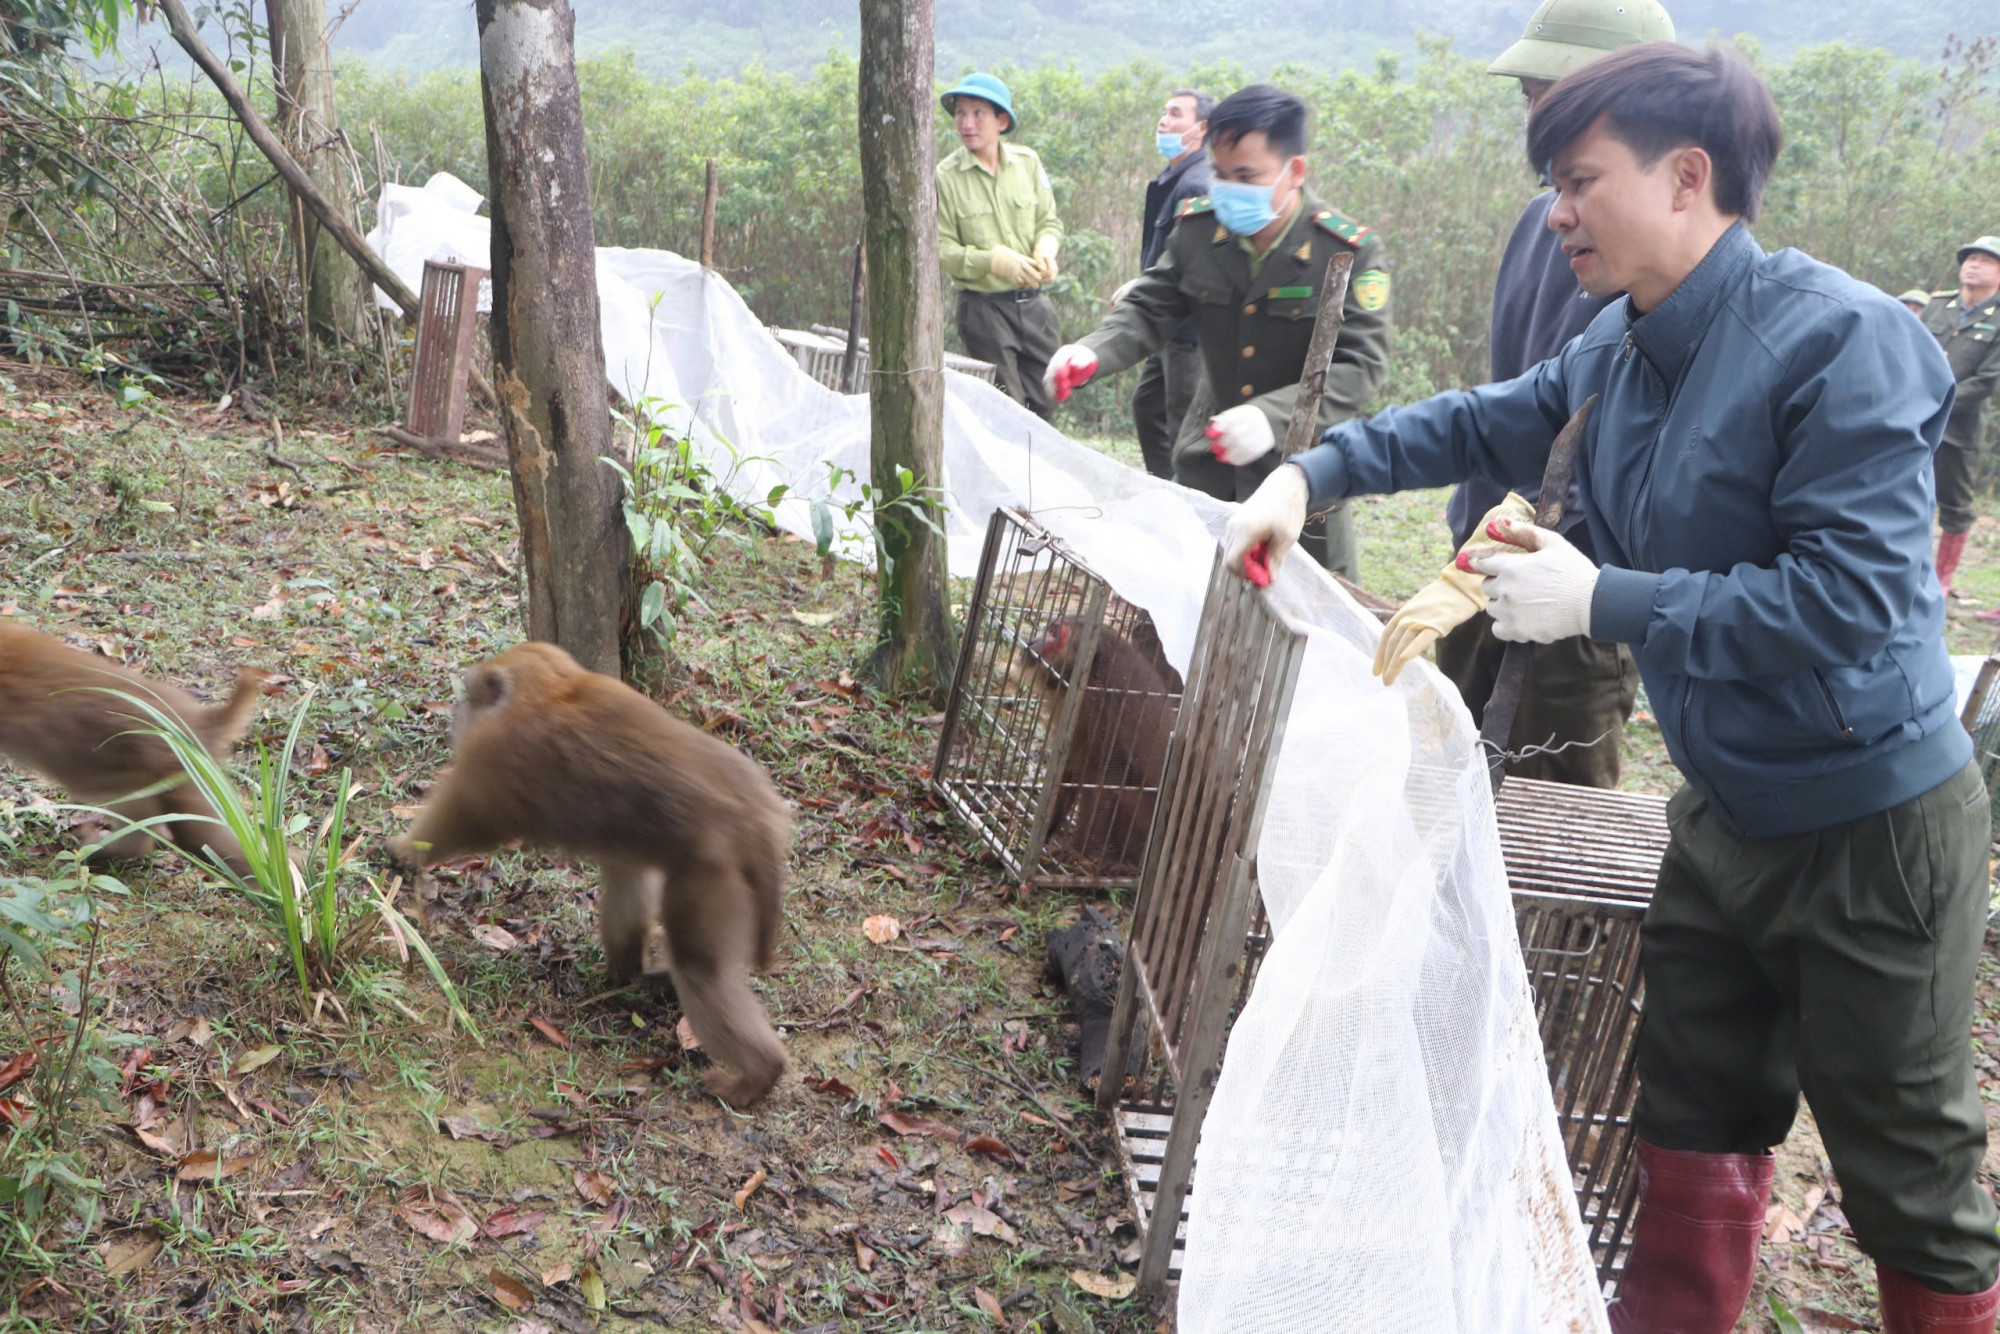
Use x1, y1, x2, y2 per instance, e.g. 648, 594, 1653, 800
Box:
1373, 492, 1535, 685
988, 245, 1040, 287
1032, 235, 1061, 283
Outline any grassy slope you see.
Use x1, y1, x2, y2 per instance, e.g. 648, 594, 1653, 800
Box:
0, 374, 1149, 1332
1, 378, 1997, 1329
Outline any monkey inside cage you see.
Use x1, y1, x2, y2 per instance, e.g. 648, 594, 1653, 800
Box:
933, 508, 1185, 889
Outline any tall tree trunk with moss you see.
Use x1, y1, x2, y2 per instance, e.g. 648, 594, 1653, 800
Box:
265, 0, 365, 344
475, 0, 624, 675
857, 0, 953, 702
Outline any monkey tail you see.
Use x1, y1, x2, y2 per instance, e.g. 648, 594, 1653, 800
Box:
203, 667, 271, 755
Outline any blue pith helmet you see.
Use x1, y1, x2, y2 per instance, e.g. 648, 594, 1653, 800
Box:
941, 72, 1017, 133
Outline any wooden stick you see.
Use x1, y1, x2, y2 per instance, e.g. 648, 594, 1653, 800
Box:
1279, 250, 1356, 459
839, 240, 866, 394
154, 0, 495, 409
700, 159, 718, 270
1477, 393, 1600, 793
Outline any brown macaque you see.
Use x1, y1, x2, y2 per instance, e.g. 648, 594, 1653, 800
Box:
1023, 616, 1177, 873
0, 622, 267, 875
388, 642, 790, 1107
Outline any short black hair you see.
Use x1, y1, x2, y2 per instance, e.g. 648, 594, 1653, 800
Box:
1526, 43, 1783, 222
1170, 88, 1216, 124
1206, 84, 1308, 159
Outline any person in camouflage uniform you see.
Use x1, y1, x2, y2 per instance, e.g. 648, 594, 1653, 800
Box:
1040, 84, 1390, 580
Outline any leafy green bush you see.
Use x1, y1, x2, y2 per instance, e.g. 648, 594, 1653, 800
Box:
339, 36, 1995, 441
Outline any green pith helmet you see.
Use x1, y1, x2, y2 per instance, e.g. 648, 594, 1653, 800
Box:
1898, 289, 1932, 307
1488, 0, 1678, 82
1960, 236, 2000, 265
940, 72, 1018, 134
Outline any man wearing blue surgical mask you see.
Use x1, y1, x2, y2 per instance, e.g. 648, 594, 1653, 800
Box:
1125, 89, 1214, 479
1046, 84, 1391, 577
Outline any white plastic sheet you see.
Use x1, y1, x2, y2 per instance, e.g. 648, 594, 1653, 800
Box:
368, 178, 1609, 1333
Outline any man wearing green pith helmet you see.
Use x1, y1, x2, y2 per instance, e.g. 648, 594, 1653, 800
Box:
1378, 0, 1674, 795
935, 72, 1065, 420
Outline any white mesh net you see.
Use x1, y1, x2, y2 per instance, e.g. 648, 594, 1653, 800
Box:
370, 176, 1610, 1332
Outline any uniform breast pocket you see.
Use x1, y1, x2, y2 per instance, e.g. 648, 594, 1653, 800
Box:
951, 204, 1001, 249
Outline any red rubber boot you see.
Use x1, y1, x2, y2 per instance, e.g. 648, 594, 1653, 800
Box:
1607, 1141, 1775, 1334
1879, 1266, 2000, 1334
1937, 530, 1968, 600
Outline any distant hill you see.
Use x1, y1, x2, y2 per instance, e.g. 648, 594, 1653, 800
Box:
127, 0, 1996, 80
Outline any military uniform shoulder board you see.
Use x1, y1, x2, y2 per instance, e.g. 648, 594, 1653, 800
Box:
1177, 196, 1214, 219
1311, 207, 1372, 248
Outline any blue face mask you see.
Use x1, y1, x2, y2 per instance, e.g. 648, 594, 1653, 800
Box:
1156, 130, 1187, 158
1209, 180, 1278, 236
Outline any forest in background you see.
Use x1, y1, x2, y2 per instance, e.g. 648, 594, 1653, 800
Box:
8, 15, 1998, 435
334, 36, 2000, 429
312, 0, 1992, 79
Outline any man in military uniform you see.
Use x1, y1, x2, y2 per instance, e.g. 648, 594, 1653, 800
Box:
1922, 235, 2000, 606
1900, 288, 1933, 317
1041, 84, 1390, 579
936, 72, 1065, 420
1128, 88, 1215, 479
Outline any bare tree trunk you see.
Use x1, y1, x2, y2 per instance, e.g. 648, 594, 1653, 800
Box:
858, 0, 953, 701
476, 0, 624, 675
265, 0, 365, 344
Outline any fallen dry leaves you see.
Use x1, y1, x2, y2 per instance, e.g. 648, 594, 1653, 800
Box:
732, 1169, 767, 1210
394, 1187, 479, 1246
175, 1148, 257, 1184
490, 1269, 535, 1312
862, 914, 902, 944
1068, 1269, 1137, 1300
573, 1168, 615, 1208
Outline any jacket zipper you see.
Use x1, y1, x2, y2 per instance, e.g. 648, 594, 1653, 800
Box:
1812, 669, 1855, 737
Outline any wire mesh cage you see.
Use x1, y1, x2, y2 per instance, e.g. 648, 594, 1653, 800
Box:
1092, 552, 1307, 1300
933, 508, 1187, 889
1496, 777, 1671, 1295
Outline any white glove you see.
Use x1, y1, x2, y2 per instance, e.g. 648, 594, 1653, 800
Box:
1206, 404, 1277, 466
1221, 463, 1309, 586
1465, 518, 1601, 643
1043, 343, 1099, 403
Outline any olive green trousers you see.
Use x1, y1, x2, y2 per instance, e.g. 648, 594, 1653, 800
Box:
1634, 762, 2000, 1294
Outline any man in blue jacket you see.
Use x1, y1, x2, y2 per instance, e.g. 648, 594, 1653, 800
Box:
1224, 43, 1998, 1334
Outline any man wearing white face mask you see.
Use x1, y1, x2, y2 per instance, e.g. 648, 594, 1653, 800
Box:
1045, 83, 1392, 577
1127, 88, 1214, 479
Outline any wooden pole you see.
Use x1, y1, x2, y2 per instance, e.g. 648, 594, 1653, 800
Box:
155, 0, 495, 407
700, 159, 718, 270
857, 0, 953, 700
839, 240, 866, 394
1279, 251, 1355, 459
476, 0, 625, 675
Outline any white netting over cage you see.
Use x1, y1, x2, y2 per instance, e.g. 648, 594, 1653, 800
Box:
370, 178, 1608, 1333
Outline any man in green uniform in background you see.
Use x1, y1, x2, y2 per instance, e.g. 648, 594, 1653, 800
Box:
936, 72, 1065, 420
1042, 84, 1390, 578
1923, 235, 2000, 608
